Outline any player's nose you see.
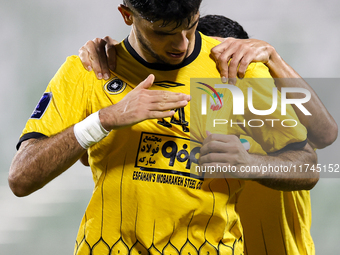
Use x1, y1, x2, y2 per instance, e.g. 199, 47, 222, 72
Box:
171, 31, 189, 52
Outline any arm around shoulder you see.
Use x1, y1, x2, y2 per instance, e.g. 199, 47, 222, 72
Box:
266, 49, 338, 149
252, 142, 319, 191
199, 134, 318, 192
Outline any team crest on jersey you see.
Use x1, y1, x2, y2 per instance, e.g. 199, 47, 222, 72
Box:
30, 92, 52, 119
104, 78, 127, 95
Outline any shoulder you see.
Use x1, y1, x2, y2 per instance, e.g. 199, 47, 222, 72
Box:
58, 55, 86, 74
199, 32, 221, 50
48, 55, 97, 99
245, 62, 272, 79
52, 55, 96, 85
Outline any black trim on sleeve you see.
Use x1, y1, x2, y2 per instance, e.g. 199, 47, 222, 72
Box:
16, 132, 48, 150
123, 30, 202, 71
276, 139, 308, 153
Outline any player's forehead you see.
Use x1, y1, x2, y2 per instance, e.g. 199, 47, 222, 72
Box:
143, 12, 200, 33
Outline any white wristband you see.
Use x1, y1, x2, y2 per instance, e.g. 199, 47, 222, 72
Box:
74, 111, 110, 149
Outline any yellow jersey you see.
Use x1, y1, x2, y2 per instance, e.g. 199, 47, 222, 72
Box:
238, 182, 314, 255
18, 32, 308, 255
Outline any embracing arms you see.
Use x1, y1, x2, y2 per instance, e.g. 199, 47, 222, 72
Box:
77, 36, 322, 191
198, 133, 318, 191
9, 75, 190, 197
210, 37, 338, 148
79, 36, 337, 149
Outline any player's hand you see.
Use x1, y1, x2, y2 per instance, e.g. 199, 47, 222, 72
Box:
210, 37, 275, 83
78, 36, 118, 80
99, 74, 191, 130
198, 132, 254, 179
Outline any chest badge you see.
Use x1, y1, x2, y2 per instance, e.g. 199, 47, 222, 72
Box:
104, 78, 127, 95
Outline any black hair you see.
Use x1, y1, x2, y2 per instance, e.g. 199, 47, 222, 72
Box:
197, 15, 249, 39
123, 0, 202, 28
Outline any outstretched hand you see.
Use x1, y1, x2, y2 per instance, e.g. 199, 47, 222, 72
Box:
99, 74, 191, 130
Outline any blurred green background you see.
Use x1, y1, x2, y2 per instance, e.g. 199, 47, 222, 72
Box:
1, 0, 339, 254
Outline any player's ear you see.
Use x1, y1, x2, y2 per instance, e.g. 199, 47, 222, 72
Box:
118, 4, 134, 26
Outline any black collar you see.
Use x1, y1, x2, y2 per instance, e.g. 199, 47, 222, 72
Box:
123, 30, 202, 71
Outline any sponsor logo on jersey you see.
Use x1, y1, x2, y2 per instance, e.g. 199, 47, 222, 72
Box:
104, 78, 127, 95
135, 132, 203, 179
30, 92, 52, 119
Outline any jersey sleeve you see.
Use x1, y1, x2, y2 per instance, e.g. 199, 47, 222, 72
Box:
17, 55, 92, 149
205, 62, 307, 153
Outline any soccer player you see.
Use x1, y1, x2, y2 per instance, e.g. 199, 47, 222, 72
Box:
79, 14, 338, 255
9, 2, 319, 255
199, 16, 337, 255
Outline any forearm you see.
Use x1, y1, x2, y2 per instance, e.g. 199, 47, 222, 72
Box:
267, 50, 338, 148
9, 81, 191, 196
249, 143, 319, 191
8, 126, 86, 197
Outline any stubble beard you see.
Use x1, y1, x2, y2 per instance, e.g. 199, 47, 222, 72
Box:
135, 29, 190, 65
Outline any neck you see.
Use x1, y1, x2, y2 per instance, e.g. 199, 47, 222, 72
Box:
128, 27, 196, 65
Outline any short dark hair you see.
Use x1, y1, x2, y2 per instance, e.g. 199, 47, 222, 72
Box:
124, 0, 202, 28
197, 15, 249, 39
